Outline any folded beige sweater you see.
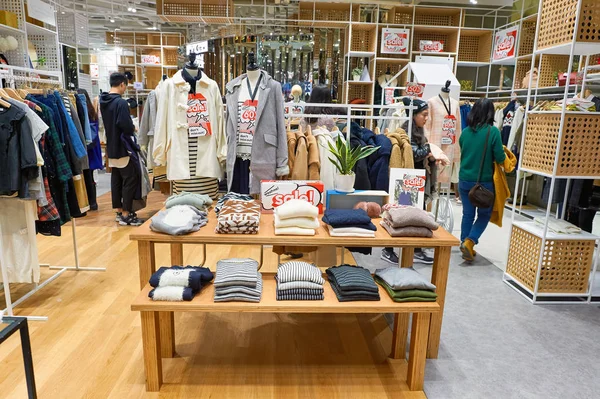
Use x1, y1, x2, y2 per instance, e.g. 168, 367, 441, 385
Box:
274, 214, 320, 229
384, 207, 439, 230
381, 220, 433, 238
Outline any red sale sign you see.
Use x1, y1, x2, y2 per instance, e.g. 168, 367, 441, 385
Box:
419, 40, 444, 52
406, 82, 426, 98
493, 27, 518, 61
381, 28, 409, 54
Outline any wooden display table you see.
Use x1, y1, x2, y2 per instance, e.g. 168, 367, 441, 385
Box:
130, 213, 459, 393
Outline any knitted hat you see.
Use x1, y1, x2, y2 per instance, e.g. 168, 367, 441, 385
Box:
402, 97, 428, 116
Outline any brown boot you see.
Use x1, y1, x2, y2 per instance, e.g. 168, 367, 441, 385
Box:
460, 238, 476, 261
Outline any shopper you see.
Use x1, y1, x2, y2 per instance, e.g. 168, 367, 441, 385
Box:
100, 72, 143, 226
382, 98, 435, 265
301, 85, 346, 131
458, 98, 506, 261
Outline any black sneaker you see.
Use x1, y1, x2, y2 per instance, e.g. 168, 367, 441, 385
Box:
119, 213, 144, 226
381, 248, 399, 265
115, 212, 122, 222
413, 250, 434, 265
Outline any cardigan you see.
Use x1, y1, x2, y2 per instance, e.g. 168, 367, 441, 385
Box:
153, 70, 226, 181
225, 70, 289, 194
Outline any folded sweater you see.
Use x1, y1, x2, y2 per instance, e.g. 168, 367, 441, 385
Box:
326, 265, 379, 293
329, 280, 380, 302
275, 226, 316, 236
274, 214, 320, 229
322, 208, 373, 228
276, 261, 325, 285
275, 277, 324, 291
149, 266, 214, 290
374, 267, 436, 291
166, 191, 213, 210
276, 290, 324, 301
149, 286, 195, 301
275, 199, 319, 220
380, 220, 433, 238
327, 225, 375, 237
215, 192, 253, 214
375, 276, 437, 303
214, 258, 259, 288
214, 273, 263, 302
150, 205, 208, 235
384, 207, 439, 230
216, 199, 261, 234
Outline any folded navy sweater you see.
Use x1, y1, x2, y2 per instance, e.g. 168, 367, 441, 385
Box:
326, 265, 379, 293
149, 266, 214, 291
322, 209, 376, 230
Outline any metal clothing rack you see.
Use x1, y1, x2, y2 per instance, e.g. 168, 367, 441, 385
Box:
0, 67, 105, 321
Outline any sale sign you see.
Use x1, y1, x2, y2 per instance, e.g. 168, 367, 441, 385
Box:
260, 181, 325, 213
141, 54, 160, 64
381, 28, 409, 54
493, 26, 518, 61
419, 40, 444, 52
405, 82, 426, 98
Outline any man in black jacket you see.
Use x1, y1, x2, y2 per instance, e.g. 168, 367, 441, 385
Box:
100, 72, 143, 226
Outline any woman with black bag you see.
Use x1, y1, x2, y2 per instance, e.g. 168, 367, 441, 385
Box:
459, 99, 506, 261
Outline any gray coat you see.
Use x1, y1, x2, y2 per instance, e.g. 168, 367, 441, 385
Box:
225, 70, 289, 194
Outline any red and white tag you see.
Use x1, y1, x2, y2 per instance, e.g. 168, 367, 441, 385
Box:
441, 115, 457, 145
187, 93, 212, 137
406, 82, 425, 98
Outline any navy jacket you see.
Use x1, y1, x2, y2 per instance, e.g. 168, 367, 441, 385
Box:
362, 128, 392, 191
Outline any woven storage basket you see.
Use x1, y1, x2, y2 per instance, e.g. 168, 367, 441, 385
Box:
538, 0, 600, 50
507, 225, 594, 293
522, 112, 600, 176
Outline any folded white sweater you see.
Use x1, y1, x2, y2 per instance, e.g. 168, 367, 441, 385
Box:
275, 226, 316, 236
275, 199, 319, 220
327, 225, 375, 237
274, 213, 320, 229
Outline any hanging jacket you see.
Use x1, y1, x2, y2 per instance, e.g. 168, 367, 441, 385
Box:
312, 127, 339, 192
138, 90, 157, 148
225, 70, 289, 194
153, 70, 226, 181
362, 128, 391, 191
306, 131, 320, 180
349, 122, 370, 190
290, 131, 308, 180
386, 129, 414, 169
491, 146, 517, 227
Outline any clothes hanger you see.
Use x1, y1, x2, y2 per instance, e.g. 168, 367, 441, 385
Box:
0, 97, 11, 109
374, 126, 380, 135
4, 88, 24, 102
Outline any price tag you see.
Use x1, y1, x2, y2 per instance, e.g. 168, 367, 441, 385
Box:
237, 99, 258, 157
406, 82, 425, 98
441, 115, 457, 145
187, 93, 212, 137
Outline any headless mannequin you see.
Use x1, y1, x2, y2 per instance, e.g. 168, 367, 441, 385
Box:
378, 67, 397, 87
185, 53, 201, 79
239, 68, 261, 103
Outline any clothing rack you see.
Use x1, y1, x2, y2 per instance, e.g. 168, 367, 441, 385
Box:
0, 70, 104, 322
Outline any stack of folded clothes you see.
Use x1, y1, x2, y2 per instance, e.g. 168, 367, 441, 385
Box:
275, 261, 325, 300
322, 208, 377, 237
150, 205, 208, 235
215, 199, 261, 234
213, 258, 262, 302
326, 265, 380, 302
215, 192, 253, 214
148, 265, 214, 301
274, 199, 320, 236
166, 191, 213, 211
374, 267, 437, 302
381, 206, 439, 238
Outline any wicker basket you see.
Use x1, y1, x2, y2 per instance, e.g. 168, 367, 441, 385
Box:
506, 224, 595, 294
538, 0, 600, 51
522, 112, 600, 176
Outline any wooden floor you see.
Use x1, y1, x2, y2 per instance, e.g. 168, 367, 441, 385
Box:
0, 191, 426, 399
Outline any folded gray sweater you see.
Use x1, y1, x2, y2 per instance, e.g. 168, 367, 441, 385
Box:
384, 207, 439, 230
374, 267, 436, 291
150, 205, 208, 235
166, 191, 213, 210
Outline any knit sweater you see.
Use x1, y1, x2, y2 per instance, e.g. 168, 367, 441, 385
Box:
375, 276, 437, 302
322, 209, 374, 229
384, 207, 439, 230
459, 125, 506, 182
380, 220, 433, 238
214, 258, 259, 288
276, 261, 325, 284
374, 267, 436, 291
166, 191, 213, 210
325, 265, 379, 293
149, 266, 214, 290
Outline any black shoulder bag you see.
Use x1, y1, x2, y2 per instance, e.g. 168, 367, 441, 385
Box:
468, 127, 495, 208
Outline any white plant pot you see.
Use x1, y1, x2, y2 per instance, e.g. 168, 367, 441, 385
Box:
353, 75, 361, 81
334, 174, 356, 193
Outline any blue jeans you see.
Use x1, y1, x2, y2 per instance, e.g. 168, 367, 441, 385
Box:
459, 181, 494, 244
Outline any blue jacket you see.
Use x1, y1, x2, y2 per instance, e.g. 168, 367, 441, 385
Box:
362, 128, 392, 191
349, 123, 371, 190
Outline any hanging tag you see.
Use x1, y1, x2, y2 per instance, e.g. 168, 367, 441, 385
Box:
384, 87, 394, 105
237, 99, 259, 157
441, 114, 457, 145
187, 93, 212, 137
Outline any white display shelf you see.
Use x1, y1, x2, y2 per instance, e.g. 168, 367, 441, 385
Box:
348, 80, 373, 84
25, 22, 56, 36
457, 61, 489, 67
346, 51, 375, 58
535, 42, 600, 56
0, 24, 25, 35
491, 57, 516, 66
376, 57, 410, 63
512, 220, 599, 241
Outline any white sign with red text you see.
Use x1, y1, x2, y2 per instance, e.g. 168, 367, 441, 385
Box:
260, 181, 325, 213
419, 40, 444, 53
406, 82, 426, 98
141, 54, 161, 65
381, 28, 410, 54
493, 27, 518, 61
389, 168, 426, 209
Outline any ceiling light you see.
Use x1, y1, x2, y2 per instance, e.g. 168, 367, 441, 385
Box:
131, 8, 137, 12
127, 7, 132, 11
110, 18, 115, 23
61, 11, 65, 14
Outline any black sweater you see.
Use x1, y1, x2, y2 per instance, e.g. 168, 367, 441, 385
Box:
99, 93, 135, 159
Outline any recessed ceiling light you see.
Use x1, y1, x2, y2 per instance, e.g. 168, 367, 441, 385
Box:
110, 18, 115, 23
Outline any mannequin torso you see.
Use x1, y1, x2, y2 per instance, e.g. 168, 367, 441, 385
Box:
239, 69, 261, 102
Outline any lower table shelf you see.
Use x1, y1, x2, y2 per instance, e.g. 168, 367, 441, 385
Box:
132, 273, 441, 314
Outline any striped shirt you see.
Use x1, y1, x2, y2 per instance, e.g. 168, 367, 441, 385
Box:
214, 259, 259, 288
276, 261, 325, 285
275, 276, 324, 291
325, 265, 379, 294
173, 136, 219, 199
215, 274, 263, 303
276, 290, 324, 301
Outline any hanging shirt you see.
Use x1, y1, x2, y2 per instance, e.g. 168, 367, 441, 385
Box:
501, 100, 517, 146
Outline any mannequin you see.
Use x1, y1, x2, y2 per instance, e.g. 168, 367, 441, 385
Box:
286, 84, 305, 118
424, 80, 461, 185
375, 66, 398, 105
224, 51, 289, 195
152, 52, 226, 199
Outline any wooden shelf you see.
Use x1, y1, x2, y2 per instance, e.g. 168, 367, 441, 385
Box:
132, 276, 441, 313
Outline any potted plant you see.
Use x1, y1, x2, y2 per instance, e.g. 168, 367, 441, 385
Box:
326, 135, 379, 193
352, 67, 362, 81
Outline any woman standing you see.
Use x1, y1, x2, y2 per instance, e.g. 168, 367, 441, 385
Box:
458, 98, 506, 261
